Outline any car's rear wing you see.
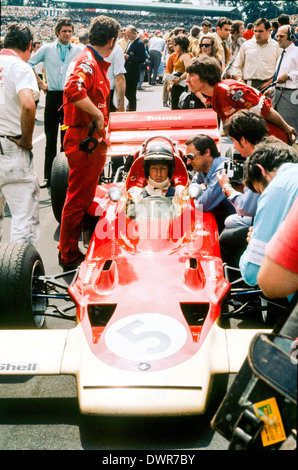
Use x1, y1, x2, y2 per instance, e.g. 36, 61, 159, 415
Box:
108, 108, 217, 132
107, 109, 219, 157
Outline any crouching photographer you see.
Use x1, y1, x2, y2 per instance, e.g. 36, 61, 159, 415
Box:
216, 110, 268, 271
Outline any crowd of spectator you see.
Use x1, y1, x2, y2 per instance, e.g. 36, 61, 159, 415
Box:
1, 6, 217, 40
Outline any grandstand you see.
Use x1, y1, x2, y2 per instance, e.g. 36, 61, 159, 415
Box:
1, 1, 238, 41
51, 0, 237, 19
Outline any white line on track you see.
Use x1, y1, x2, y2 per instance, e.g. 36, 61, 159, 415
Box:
33, 133, 45, 144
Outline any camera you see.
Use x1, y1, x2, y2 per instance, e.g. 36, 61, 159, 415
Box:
221, 137, 245, 183
224, 158, 245, 184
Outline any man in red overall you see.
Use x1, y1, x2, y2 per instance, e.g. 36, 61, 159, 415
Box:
58, 16, 120, 270
185, 55, 297, 145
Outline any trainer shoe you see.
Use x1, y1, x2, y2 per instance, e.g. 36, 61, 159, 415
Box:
40, 179, 50, 188
58, 251, 85, 271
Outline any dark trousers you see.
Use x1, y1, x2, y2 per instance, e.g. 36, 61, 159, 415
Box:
149, 50, 161, 84
219, 226, 249, 268
109, 89, 117, 113
244, 78, 271, 89
171, 84, 186, 110
125, 73, 139, 111
44, 91, 66, 182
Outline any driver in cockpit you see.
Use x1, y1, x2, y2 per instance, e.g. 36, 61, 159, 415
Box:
128, 144, 185, 201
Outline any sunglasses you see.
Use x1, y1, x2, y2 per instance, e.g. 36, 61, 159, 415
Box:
201, 43, 212, 48
186, 151, 200, 160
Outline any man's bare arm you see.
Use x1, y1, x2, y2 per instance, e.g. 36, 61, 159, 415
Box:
258, 255, 298, 298
114, 73, 126, 112
10, 88, 36, 150
265, 108, 297, 144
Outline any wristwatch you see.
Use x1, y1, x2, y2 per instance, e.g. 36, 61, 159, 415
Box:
222, 183, 233, 195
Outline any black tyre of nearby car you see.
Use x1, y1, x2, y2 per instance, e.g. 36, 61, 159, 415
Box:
51, 152, 69, 223
0, 243, 46, 329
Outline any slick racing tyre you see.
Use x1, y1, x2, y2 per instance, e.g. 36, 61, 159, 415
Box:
51, 152, 69, 223
0, 243, 46, 329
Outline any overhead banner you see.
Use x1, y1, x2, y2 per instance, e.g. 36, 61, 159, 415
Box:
41, 8, 68, 17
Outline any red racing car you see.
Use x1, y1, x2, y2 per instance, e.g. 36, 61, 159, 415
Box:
0, 109, 271, 416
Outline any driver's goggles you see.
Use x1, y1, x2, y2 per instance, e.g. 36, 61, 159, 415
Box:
186, 151, 200, 160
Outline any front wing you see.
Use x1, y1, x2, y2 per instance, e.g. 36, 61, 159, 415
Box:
0, 324, 262, 416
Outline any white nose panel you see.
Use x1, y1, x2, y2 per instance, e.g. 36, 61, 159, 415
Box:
105, 313, 187, 361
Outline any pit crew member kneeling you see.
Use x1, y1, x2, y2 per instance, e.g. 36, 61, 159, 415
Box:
216, 110, 268, 271
185, 56, 297, 145
239, 138, 298, 287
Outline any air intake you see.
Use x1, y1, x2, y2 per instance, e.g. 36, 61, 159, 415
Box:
184, 258, 206, 290
95, 259, 118, 293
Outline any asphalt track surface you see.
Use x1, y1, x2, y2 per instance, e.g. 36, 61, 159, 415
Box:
0, 82, 234, 452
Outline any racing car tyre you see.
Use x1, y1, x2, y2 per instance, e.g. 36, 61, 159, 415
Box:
51, 152, 69, 223
0, 243, 46, 329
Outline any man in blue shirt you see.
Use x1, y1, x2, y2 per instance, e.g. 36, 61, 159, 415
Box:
240, 138, 298, 286
29, 17, 80, 188
185, 134, 235, 233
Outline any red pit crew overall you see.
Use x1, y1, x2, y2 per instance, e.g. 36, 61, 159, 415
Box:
59, 127, 107, 264
58, 46, 110, 264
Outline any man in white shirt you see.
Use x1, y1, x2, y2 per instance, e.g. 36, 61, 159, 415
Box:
105, 43, 126, 112
118, 28, 129, 53
233, 17, 281, 90
270, 25, 298, 133
215, 17, 232, 69
225, 20, 245, 77
0, 23, 40, 246
198, 20, 212, 44
148, 31, 166, 85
